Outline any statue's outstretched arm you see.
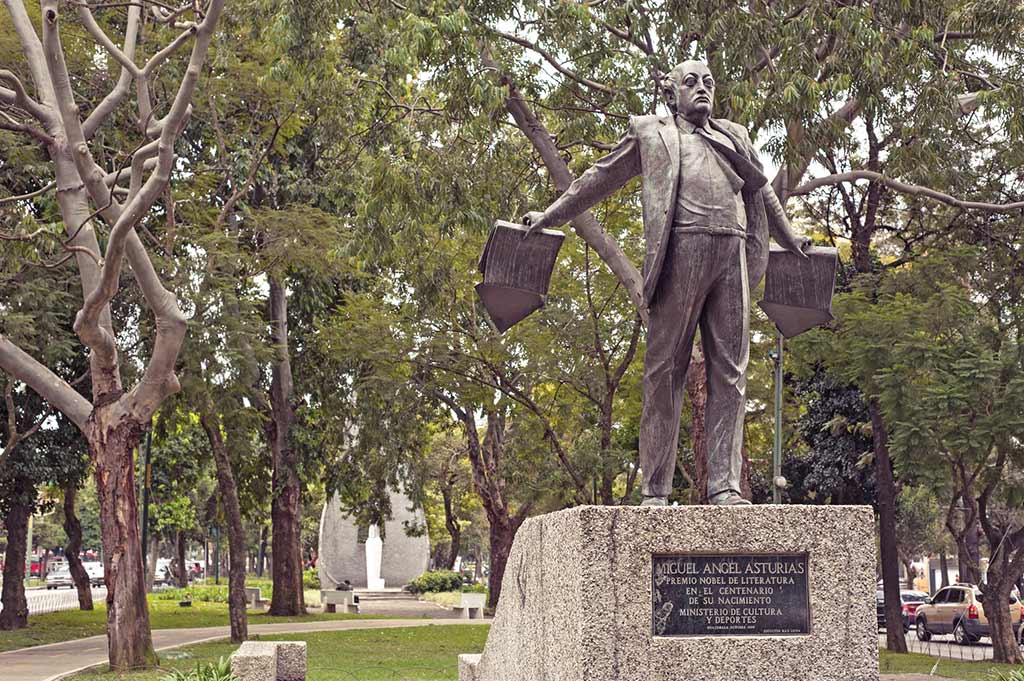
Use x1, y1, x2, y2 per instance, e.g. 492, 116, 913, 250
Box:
526, 120, 641, 232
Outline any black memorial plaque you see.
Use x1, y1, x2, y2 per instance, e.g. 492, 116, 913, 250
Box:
651, 553, 810, 636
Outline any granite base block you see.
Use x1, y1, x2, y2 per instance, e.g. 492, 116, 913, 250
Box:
460, 505, 878, 681
230, 642, 278, 681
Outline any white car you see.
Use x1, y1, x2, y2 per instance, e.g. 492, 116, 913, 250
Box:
83, 561, 104, 587
46, 567, 73, 589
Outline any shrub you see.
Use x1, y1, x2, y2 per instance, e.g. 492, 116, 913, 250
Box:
461, 582, 487, 593
406, 570, 464, 594
986, 670, 1024, 681
302, 569, 320, 590
154, 586, 229, 603
161, 657, 233, 681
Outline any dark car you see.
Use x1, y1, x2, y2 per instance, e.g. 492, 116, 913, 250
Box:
876, 589, 929, 632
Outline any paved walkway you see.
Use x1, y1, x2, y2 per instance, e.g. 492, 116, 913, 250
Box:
1, 617, 484, 681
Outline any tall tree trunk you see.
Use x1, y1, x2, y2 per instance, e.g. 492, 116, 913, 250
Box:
63, 484, 94, 610
870, 400, 907, 653
441, 483, 461, 570
963, 520, 982, 584
685, 345, 709, 503
984, 560, 1023, 663
487, 518, 515, 609
939, 551, 950, 589
267, 276, 304, 616
88, 417, 157, 670
0, 499, 31, 630
175, 531, 188, 587
200, 411, 248, 642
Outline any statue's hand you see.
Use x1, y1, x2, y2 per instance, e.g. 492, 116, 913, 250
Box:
522, 211, 547, 237
786, 235, 811, 258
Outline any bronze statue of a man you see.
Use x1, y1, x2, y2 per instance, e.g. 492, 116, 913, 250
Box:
524, 61, 808, 506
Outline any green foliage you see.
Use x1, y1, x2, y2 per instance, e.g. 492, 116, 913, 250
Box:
984, 669, 1024, 681
160, 657, 232, 681
154, 587, 233, 604
406, 570, 465, 594
302, 569, 320, 591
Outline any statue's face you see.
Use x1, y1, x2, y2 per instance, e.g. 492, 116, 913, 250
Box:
667, 61, 715, 121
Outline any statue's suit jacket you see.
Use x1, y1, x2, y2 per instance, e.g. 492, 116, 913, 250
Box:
540, 114, 803, 306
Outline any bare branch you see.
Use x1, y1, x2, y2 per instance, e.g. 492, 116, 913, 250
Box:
81, 3, 141, 139
0, 180, 56, 206
216, 116, 285, 228
0, 2, 60, 130
0, 69, 52, 124
773, 98, 861, 200
791, 170, 1024, 213
0, 109, 55, 144
41, 0, 122, 222
489, 29, 620, 97
0, 334, 92, 431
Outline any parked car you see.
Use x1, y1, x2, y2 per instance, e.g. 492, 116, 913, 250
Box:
83, 561, 105, 587
876, 590, 929, 632
154, 558, 175, 586
915, 584, 1022, 644
46, 567, 73, 589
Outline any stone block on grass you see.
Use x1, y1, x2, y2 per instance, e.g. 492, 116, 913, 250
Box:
230, 641, 277, 681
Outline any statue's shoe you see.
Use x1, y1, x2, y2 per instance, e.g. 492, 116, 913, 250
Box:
709, 492, 752, 506
640, 496, 668, 506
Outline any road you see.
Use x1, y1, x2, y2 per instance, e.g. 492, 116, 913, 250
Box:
0, 586, 107, 616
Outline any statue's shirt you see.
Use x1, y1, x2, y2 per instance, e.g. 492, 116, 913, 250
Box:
673, 117, 747, 237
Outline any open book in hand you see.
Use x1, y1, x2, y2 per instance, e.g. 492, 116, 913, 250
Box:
476, 220, 565, 333
757, 244, 839, 338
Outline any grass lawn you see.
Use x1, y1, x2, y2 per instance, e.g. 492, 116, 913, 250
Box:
879, 648, 1024, 679
66, 624, 490, 681
0, 598, 387, 653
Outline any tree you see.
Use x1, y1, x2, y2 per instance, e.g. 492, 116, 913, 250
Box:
0, 0, 225, 667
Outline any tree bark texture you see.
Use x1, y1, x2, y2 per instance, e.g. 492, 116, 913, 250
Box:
0, 499, 30, 630
939, 551, 949, 589
200, 411, 248, 642
89, 416, 157, 670
685, 345, 709, 504
267, 277, 304, 616
487, 517, 516, 609
983, 558, 1023, 663
441, 482, 461, 571
870, 400, 907, 653
63, 484, 94, 610
175, 530, 188, 587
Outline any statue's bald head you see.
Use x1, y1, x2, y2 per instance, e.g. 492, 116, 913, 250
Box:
662, 60, 715, 124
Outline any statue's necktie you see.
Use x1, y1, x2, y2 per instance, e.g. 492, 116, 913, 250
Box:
693, 126, 768, 191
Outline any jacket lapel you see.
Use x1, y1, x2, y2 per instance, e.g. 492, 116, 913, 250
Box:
657, 118, 680, 180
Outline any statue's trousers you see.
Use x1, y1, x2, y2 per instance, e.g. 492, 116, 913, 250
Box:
639, 230, 749, 499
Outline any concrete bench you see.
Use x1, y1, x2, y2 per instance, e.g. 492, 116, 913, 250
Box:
244, 586, 265, 609
452, 592, 486, 619
230, 641, 306, 681
321, 589, 359, 614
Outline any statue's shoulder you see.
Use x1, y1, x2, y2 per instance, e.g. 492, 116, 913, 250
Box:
628, 114, 669, 136
712, 118, 752, 141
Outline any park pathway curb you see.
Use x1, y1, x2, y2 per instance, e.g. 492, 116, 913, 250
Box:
0, 618, 483, 681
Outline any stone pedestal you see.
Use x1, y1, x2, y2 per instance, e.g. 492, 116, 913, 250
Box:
459, 505, 878, 681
